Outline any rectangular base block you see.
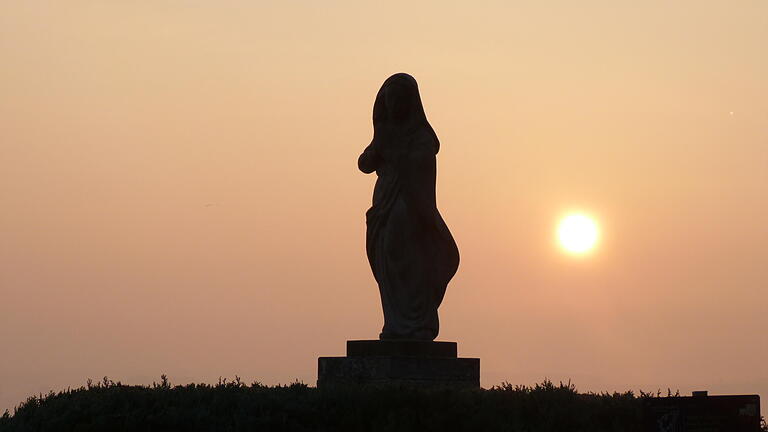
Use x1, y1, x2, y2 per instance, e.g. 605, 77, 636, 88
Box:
318, 353, 479, 389
347, 340, 457, 358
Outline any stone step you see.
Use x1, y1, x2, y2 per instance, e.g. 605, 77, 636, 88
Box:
347, 340, 457, 358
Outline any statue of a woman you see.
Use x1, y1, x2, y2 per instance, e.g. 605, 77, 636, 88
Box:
358, 73, 460, 341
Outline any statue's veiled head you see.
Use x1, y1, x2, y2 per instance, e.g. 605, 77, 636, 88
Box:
373, 73, 428, 127
372, 73, 439, 151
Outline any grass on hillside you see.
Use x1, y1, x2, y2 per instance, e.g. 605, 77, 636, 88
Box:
1, 376, 765, 432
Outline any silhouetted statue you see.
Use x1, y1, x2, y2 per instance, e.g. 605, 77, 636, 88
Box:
358, 73, 460, 341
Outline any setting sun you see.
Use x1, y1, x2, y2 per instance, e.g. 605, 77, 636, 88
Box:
557, 214, 599, 254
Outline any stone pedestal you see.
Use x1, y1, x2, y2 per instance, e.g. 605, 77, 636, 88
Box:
317, 340, 479, 388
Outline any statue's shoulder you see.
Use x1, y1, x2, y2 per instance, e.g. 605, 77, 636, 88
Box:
410, 127, 435, 145
409, 127, 438, 155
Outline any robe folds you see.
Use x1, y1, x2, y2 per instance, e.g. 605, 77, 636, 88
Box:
359, 128, 459, 341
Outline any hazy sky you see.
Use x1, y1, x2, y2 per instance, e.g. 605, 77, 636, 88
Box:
1, 0, 767, 414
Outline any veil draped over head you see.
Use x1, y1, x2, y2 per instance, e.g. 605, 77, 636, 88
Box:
370, 73, 440, 154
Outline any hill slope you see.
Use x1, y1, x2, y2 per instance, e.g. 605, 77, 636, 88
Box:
1, 377, 762, 432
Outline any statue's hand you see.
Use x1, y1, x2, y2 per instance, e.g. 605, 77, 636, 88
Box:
358, 144, 380, 174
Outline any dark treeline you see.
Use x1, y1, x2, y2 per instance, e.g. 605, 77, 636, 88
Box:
1, 377, 765, 432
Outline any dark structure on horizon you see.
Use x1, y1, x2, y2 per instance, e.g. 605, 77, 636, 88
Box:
644, 391, 761, 432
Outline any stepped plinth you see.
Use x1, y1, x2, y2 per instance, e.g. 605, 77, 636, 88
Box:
317, 340, 479, 388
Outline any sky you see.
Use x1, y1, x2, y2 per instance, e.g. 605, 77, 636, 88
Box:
1, 0, 767, 414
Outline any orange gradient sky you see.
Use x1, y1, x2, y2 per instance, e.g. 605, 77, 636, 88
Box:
1, 1, 767, 413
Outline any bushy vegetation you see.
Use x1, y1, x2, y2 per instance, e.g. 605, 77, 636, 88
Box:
1, 377, 765, 432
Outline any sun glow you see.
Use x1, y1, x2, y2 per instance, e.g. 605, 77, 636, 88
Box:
557, 213, 599, 254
